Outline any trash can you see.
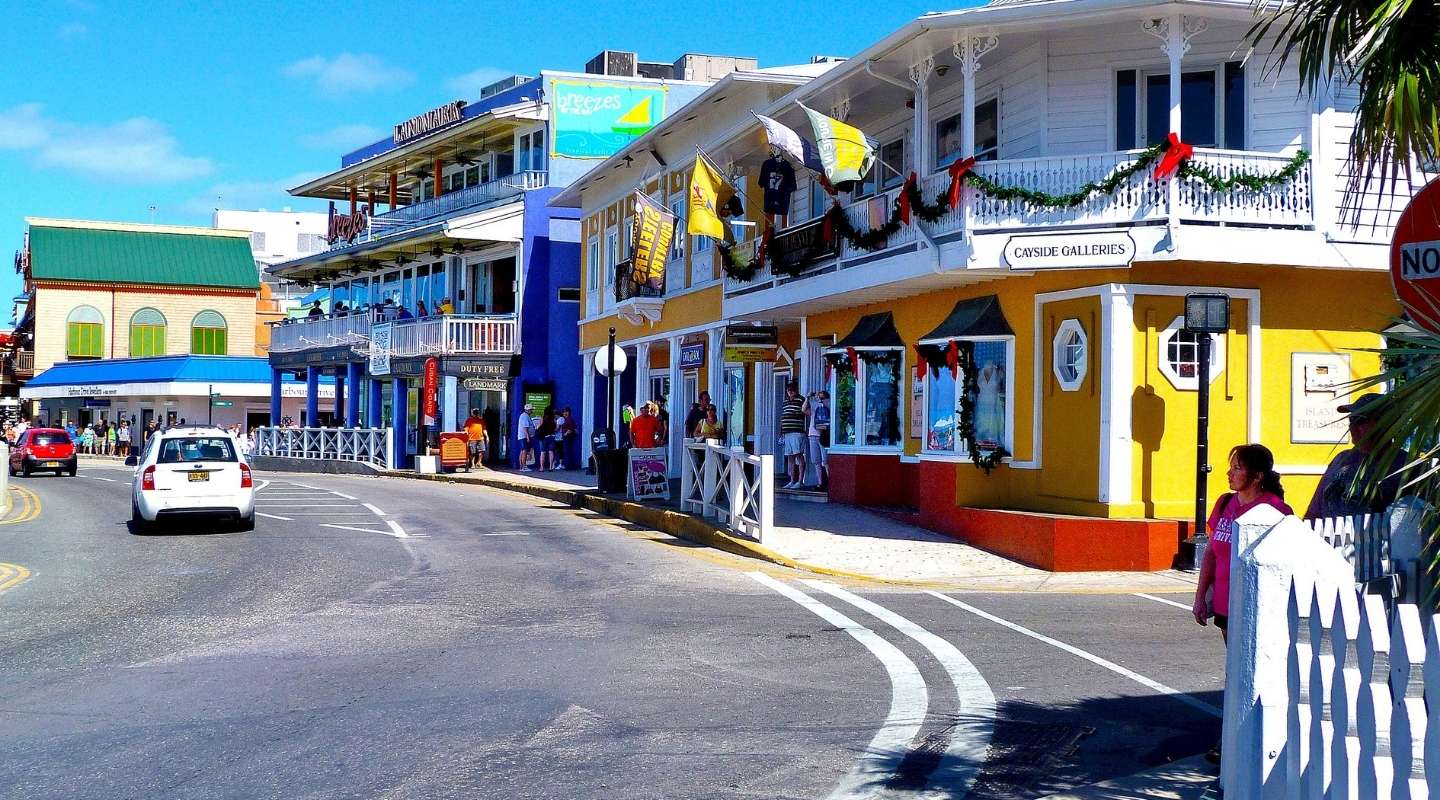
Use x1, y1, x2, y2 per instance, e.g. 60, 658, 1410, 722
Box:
594, 448, 629, 494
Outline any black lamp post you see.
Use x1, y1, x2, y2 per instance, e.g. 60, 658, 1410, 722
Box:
1183, 293, 1230, 570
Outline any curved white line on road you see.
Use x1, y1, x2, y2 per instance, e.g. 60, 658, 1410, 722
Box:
926, 591, 1223, 719
254, 479, 270, 492
384, 519, 409, 539
748, 572, 928, 800
805, 580, 995, 799
1133, 592, 1193, 611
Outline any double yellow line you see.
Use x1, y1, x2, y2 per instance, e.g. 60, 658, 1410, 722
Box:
0, 562, 30, 594
0, 486, 41, 526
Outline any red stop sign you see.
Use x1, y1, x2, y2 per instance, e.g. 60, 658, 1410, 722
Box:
1391, 177, 1440, 334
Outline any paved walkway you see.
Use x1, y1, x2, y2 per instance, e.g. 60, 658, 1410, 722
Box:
448, 466, 1198, 592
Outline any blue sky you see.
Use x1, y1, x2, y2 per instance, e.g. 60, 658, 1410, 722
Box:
0, 0, 974, 305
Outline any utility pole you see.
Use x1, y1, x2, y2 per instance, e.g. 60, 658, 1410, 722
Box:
1183, 294, 1230, 570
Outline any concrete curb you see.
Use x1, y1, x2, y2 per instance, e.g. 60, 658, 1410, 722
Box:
383, 469, 895, 582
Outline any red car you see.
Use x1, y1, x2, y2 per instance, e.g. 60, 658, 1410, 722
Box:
9, 428, 77, 477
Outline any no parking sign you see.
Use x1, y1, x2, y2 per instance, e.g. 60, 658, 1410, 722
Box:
1391, 178, 1440, 333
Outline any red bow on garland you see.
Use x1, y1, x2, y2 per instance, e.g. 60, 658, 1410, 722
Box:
846, 346, 859, 368
913, 344, 927, 382
946, 341, 960, 378
947, 157, 977, 210
821, 200, 842, 244
1152, 132, 1193, 180
755, 227, 773, 268
898, 172, 918, 225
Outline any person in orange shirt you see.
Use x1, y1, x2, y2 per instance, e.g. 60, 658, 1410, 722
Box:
463, 407, 488, 469
629, 402, 661, 449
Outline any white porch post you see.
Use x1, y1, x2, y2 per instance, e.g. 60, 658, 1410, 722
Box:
634, 342, 652, 410
754, 360, 775, 457
909, 58, 934, 178
955, 33, 997, 241
668, 336, 683, 477
798, 317, 810, 395
1144, 14, 1206, 244
707, 327, 725, 403
581, 350, 596, 469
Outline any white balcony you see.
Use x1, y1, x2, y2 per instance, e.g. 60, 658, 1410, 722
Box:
269, 312, 376, 354
385, 314, 517, 358
332, 170, 548, 251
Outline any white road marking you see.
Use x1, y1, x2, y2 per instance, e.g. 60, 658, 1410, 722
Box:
256, 504, 355, 508
926, 591, 1222, 719
255, 512, 293, 521
749, 572, 927, 800
321, 522, 395, 535
362, 503, 387, 517
329, 490, 358, 500
1133, 592, 1194, 611
806, 580, 994, 799
385, 519, 409, 539
82, 475, 118, 482
254, 479, 270, 492
480, 532, 531, 536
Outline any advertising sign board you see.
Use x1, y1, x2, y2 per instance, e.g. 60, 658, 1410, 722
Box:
627, 447, 670, 501
422, 357, 439, 426
550, 80, 667, 158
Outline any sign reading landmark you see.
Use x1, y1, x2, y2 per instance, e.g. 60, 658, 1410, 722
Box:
1391, 178, 1440, 335
327, 203, 370, 245
1003, 231, 1136, 271
679, 342, 705, 370
394, 100, 467, 145
550, 80, 667, 158
461, 378, 506, 392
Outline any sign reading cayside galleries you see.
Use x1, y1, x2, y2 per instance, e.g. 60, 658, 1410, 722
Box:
550, 80, 667, 158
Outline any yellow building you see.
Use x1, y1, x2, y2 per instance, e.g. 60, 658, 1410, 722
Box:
560, 0, 1413, 571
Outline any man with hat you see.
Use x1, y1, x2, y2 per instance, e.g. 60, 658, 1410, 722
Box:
1305, 393, 1406, 519
516, 403, 536, 472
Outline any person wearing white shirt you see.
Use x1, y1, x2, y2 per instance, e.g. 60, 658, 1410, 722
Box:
516, 404, 535, 471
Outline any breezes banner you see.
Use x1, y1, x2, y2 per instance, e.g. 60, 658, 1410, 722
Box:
630, 192, 676, 291
550, 80, 667, 158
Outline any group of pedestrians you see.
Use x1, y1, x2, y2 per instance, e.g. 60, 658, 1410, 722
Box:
779, 384, 830, 491
61, 420, 128, 455
515, 404, 578, 472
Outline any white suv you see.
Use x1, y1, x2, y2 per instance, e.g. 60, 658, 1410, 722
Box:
130, 426, 255, 531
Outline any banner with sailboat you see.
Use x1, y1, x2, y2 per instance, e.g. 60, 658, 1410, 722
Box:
549, 80, 668, 158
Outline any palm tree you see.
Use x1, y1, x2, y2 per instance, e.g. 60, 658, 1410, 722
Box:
1249, 0, 1440, 598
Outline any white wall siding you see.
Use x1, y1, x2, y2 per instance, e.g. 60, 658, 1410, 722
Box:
1247, 55, 1308, 152
1323, 83, 1423, 242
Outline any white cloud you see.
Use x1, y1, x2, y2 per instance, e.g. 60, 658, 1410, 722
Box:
300, 123, 386, 151
283, 53, 413, 96
445, 67, 511, 99
179, 172, 323, 216
0, 104, 213, 183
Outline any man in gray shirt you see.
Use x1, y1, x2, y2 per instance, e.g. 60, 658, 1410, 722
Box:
1305, 394, 1406, 519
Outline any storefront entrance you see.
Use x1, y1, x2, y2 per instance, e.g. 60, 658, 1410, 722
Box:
458, 383, 509, 464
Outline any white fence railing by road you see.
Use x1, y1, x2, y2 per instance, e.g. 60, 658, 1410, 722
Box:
1220, 499, 1433, 797
385, 314, 517, 358
253, 427, 393, 470
679, 438, 773, 543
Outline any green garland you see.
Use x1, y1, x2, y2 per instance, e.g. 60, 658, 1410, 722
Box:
963, 140, 1167, 208
1177, 150, 1310, 193
955, 340, 1010, 473
718, 241, 762, 282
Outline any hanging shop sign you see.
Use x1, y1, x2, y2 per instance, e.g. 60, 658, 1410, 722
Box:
1003, 231, 1136, 271
461, 378, 507, 392
679, 343, 705, 370
550, 80, 667, 158
394, 100, 467, 145
1391, 178, 1440, 335
1290, 352, 1352, 444
369, 323, 393, 376
327, 203, 370, 245
627, 446, 671, 501
724, 324, 778, 363
769, 217, 839, 274
629, 192, 675, 292
422, 357, 439, 426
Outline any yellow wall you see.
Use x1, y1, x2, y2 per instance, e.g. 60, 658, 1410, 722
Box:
579, 285, 723, 351
806, 263, 1396, 520
34, 284, 259, 372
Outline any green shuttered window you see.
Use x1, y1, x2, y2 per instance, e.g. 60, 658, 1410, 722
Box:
66, 305, 104, 359
191, 310, 228, 355
129, 308, 167, 357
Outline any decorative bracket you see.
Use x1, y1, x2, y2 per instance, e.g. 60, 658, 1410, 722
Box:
953, 32, 999, 78
1142, 15, 1207, 57
830, 96, 851, 123
616, 297, 663, 326
908, 56, 935, 87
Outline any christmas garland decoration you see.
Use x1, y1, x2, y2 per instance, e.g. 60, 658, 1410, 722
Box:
723, 135, 1311, 282
718, 241, 762, 282
954, 340, 1010, 473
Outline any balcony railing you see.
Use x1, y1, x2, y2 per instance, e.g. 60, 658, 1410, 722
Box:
269, 311, 377, 353
13, 351, 33, 377
385, 314, 517, 358
614, 259, 664, 302
726, 147, 1314, 295
331, 170, 548, 251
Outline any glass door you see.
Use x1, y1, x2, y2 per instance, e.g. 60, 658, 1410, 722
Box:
724, 365, 745, 450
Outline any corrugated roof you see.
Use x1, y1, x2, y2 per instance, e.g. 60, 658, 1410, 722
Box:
25, 355, 331, 387
27, 221, 260, 290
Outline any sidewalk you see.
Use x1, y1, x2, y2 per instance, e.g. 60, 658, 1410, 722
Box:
1039, 755, 1218, 799
398, 465, 1198, 592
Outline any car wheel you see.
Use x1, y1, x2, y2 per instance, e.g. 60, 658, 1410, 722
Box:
66, 465, 77, 477
21, 464, 30, 478
235, 514, 255, 532
131, 502, 150, 533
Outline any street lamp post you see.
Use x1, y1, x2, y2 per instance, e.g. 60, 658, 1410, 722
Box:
1183, 293, 1230, 570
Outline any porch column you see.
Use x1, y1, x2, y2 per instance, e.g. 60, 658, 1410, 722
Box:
390, 377, 409, 469
667, 337, 682, 476
349, 186, 357, 217
1143, 14, 1206, 243
433, 158, 444, 196
304, 368, 319, 427
333, 371, 345, 423
706, 327, 725, 405
345, 361, 363, 427
754, 360, 775, 457
909, 58, 934, 177
269, 369, 283, 426
955, 33, 997, 160
388, 172, 398, 210
634, 342, 652, 410
581, 351, 596, 469
367, 376, 383, 428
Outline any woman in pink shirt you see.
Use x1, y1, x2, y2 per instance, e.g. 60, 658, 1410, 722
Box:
1193, 443, 1294, 637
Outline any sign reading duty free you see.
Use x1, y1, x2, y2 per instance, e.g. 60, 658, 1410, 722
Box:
1003, 231, 1136, 271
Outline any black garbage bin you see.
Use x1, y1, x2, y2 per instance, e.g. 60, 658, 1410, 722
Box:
594, 447, 629, 494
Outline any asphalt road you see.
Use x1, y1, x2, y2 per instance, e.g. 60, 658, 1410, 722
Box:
0, 465, 1225, 799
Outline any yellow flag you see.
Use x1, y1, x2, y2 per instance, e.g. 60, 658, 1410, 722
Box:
686, 154, 735, 240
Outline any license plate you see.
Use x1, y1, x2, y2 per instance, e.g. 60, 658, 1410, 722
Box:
44, 461, 61, 468
187, 472, 209, 482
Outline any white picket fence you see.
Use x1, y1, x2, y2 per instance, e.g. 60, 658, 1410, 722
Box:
679, 438, 774, 543
1221, 499, 1434, 797
253, 427, 394, 470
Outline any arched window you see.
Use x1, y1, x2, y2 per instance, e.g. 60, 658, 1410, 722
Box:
66, 306, 104, 359
129, 308, 167, 357
191, 310, 228, 355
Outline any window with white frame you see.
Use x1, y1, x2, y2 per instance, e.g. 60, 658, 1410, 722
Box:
1158, 315, 1226, 391
1115, 63, 1246, 150
830, 350, 903, 449
604, 228, 619, 299
1052, 319, 1089, 391
857, 137, 905, 198
668, 197, 686, 262
922, 338, 1014, 456
935, 98, 999, 170
807, 179, 828, 221
587, 234, 601, 293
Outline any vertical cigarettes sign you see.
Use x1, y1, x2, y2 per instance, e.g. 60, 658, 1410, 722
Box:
422, 357, 439, 427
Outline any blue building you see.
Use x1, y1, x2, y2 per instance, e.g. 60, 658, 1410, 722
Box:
267, 51, 755, 466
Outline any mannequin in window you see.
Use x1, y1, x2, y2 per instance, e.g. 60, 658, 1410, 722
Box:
975, 359, 1005, 449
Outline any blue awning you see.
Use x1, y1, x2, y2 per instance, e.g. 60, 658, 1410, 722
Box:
25, 356, 334, 388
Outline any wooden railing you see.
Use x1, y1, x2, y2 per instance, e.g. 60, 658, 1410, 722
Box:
384, 314, 516, 357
